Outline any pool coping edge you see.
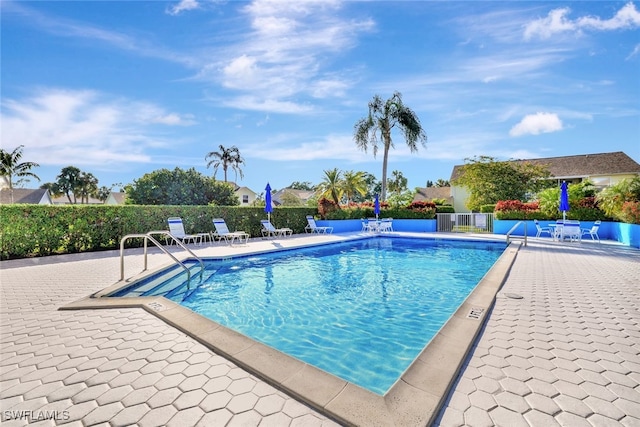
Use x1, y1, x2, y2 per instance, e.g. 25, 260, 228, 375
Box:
60, 236, 521, 426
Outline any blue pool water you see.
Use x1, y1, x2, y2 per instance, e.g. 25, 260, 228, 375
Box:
113, 237, 505, 394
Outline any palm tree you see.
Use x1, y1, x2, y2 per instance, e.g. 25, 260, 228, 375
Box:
205, 145, 245, 182
354, 92, 427, 201
0, 145, 40, 203
342, 170, 367, 205
0, 145, 40, 189
317, 168, 344, 205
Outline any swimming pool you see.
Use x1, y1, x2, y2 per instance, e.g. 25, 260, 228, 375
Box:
111, 237, 506, 394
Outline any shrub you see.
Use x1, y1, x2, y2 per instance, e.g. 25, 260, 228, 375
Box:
620, 201, 640, 224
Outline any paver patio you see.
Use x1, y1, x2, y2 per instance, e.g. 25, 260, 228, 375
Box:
1, 233, 639, 426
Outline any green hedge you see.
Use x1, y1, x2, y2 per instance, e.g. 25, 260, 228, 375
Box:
0, 205, 317, 260
324, 207, 436, 220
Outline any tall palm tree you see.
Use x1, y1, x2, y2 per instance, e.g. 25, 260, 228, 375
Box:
205, 145, 245, 182
342, 170, 367, 205
0, 145, 40, 189
317, 168, 344, 205
354, 91, 427, 201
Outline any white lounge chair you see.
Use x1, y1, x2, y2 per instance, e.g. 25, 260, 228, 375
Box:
534, 219, 552, 238
261, 220, 293, 238
212, 218, 249, 246
167, 217, 200, 245
305, 216, 333, 234
581, 220, 601, 242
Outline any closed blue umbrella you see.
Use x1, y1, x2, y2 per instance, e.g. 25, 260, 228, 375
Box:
264, 182, 273, 222
559, 181, 570, 221
265, 183, 273, 222
374, 194, 380, 220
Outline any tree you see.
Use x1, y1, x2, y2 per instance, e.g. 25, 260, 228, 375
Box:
354, 91, 427, 201
76, 172, 99, 204
53, 166, 82, 204
342, 170, 367, 205
453, 156, 551, 211
387, 170, 408, 196
280, 190, 304, 206
205, 145, 245, 182
127, 167, 239, 205
317, 168, 344, 205
435, 179, 450, 187
0, 145, 40, 192
288, 181, 314, 191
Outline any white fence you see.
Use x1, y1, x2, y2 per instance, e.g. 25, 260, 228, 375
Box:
437, 213, 494, 233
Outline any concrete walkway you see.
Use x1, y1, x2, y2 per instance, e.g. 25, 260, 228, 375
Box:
1, 234, 639, 426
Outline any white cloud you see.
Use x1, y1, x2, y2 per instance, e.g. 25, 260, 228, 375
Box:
0, 88, 190, 167
627, 43, 640, 60
166, 0, 200, 16
524, 2, 640, 40
509, 112, 563, 137
203, 0, 374, 113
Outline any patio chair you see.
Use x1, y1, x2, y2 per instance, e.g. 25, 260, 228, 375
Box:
563, 221, 581, 242
305, 216, 333, 234
534, 219, 552, 238
581, 220, 601, 242
379, 218, 394, 233
167, 217, 200, 245
212, 218, 249, 246
261, 220, 293, 239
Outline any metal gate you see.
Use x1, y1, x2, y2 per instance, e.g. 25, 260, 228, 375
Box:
437, 213, 494, 233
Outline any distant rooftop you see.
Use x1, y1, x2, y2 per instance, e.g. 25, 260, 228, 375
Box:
450, 151, 640, 181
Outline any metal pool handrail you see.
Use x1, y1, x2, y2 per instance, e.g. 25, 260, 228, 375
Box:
119, 231, 204, 282
506, 221, 527, 246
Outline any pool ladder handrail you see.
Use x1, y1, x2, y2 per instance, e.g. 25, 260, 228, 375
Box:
120, 231, 204, 282
506, 221, 527, 246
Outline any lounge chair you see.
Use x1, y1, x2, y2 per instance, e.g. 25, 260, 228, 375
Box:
534, 219, 552, 238
167, 217, 200, 245
261, 220, 293, 238
305, 216, 333, 234
212, 218, 249, 246
581, 220, 601, 242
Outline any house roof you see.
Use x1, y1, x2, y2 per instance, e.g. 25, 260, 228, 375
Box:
0, 188, 51, 204
106, 192, 126, 204
272, 188, 315, 205
413, 187, 453, 203
450, 151, 640, 181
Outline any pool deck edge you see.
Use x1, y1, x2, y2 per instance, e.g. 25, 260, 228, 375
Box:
59, 233, 519, 427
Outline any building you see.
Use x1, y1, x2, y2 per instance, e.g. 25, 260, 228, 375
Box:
449, 151, 640, 212
0, 188, 53, 205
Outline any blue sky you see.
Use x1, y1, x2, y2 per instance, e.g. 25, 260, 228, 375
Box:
2, 1, 639, 195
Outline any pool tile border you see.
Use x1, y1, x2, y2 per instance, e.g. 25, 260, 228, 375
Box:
61, 236, 521, 426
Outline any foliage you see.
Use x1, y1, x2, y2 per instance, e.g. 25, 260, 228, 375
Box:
288, 181, 315, 191
0, 205, 317, 260
453, 156, 551, 211
324, 199, 435, 220
205, 144, 245, 182
126, 167, 239, 206
353, 91, 427, 201
620, 201, 640, 224
279, 190, 304, 206
386, 190, 414, 209
317, 197, 340, 219
480, 204, 496, 213
342, 170, 367, 204
597, 176, 640, 221
0, 145, 40, 189
537, 180, 600, 220
317, 168, 343, 205
435, 205, 455, 213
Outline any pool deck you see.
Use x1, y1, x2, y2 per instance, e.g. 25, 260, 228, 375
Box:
1, 232, 639, 426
